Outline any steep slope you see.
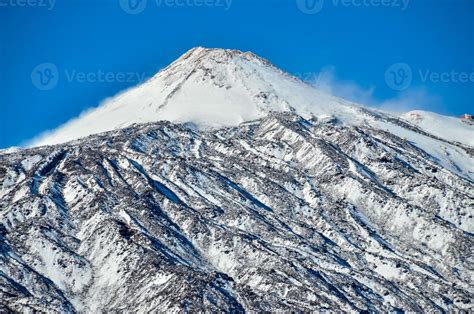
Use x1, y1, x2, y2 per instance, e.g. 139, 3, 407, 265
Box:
30, 48, 474, 182
31, 47, 363, 146
1, 48, 473, 312
401, 110, 474, 146
1, 112, 473, 312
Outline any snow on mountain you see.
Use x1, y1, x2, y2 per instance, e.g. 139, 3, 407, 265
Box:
401, 110, 474, 146
29, 47, 474, 181
0, 147, 20, 155
1, 48, 473, 312
31, 47, 365, 147
1, 112, 473, 312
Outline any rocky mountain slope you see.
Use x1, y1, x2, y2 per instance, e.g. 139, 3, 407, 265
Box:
401, 110, 474, 146
1, 48, 473, 312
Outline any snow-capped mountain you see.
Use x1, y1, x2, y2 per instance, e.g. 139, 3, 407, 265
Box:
32, 47, 362, 146
31, 48, 474, 181
1, 48, 473, 312
400, 110, 474, 146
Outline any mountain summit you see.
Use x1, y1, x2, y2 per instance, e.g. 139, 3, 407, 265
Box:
31, 47, 473, 180
1, 48, 473, 312
31, 47, 368, 146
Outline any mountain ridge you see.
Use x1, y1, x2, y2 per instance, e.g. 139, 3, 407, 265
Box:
1, 111, 473, 312
1, 48, 473, 312
23, 48, 474, 182
28, 47, 471, 147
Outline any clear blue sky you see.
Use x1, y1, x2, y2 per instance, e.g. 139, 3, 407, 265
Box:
0, 0, 473, 148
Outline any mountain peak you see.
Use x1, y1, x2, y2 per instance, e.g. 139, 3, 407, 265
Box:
170, 47, 270, 69
183, 46, 259, 59
32, 47, 339, 146
29, 48, 474, 182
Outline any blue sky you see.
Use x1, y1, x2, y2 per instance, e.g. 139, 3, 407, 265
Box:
0, 0, 473, 148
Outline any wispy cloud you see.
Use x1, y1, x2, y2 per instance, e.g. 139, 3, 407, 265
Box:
307, 66, 377, 106
305, 66, 442, 114
378, 89, 442, 113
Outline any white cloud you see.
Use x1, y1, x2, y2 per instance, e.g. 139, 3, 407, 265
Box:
305, 67, 442, 114
378, 89, 442, 114
307, 66, 377, 106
